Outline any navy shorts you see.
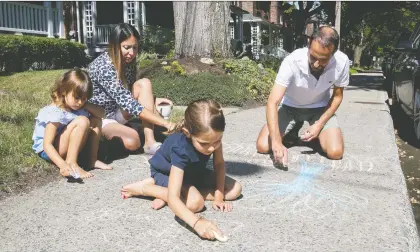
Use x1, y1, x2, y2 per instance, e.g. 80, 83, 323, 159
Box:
38, 151, 52, 163
150, 166, 212, 188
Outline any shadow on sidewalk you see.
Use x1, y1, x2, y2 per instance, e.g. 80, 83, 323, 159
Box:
347, 75, 385, 91
224, 161, 263, 176
97, 120, 170, 164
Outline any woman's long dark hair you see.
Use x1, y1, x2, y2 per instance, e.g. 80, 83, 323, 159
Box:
108, 23, 141, 87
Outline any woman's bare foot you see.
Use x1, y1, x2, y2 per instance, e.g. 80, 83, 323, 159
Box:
93, 160, 112, 170
121, 178, 154, 199
69, 163, 93, 179
151, 198, 166, 210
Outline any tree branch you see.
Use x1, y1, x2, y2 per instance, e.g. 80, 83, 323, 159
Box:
305, 1, 314, 12
308, 5, 323, 16
298, 1, 304, 12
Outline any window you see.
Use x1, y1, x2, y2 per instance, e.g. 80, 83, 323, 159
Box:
96, 2, 123, 25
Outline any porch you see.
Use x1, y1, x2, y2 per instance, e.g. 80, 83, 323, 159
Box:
77, 1, 175, 56
230, 13, 285, 60
80, 1, 145, 55
0, 1, 64, 37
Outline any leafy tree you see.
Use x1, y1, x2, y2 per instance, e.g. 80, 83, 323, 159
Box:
341, 2, 420, 67
281, 1, 336, 49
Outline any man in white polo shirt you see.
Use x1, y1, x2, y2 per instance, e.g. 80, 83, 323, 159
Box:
256, 26, 349, 166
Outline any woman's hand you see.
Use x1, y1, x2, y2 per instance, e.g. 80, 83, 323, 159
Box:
193, 217, 223, 240
162, 121, 175, 134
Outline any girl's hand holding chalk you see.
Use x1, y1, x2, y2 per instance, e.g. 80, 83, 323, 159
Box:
193, 217, 227, 241
212, 230, 229, 242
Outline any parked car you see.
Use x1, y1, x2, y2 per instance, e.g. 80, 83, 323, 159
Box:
392, 37, 420, 140
382, 52, 399, 98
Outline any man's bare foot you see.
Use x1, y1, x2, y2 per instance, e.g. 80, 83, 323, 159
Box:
93, 160, 112, 170
121, 177, 154, 199
151, 198, 166, 210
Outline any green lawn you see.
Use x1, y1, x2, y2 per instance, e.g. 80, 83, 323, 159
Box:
0, 70, 66, 191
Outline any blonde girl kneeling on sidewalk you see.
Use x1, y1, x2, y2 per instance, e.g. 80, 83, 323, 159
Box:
121, 99, 242, 241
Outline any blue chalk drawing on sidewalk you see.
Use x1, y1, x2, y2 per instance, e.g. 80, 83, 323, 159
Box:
269, 160, 327, 195
246, 160, 369, 218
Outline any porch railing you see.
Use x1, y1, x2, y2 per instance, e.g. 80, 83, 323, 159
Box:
96, 24, 115, 45
94, 25, 175, 53
0, 1, 59, 36
52, 9, 59, 35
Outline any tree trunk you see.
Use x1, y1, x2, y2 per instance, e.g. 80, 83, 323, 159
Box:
353, 45, 364, 67
334, 1, 341, 48
173, 1, 231, 58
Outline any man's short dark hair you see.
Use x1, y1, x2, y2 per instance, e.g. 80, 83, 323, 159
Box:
309, 26, 340, 53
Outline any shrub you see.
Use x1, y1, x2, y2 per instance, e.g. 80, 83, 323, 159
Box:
0, 35, 88, 73
222, 58, 276, 102
162, 61, 186, 76
136, 52, 159, 70
149, 69, 248, 106
350, 67, 358, 75
137, 52, 158, 61
259, 56, 282, 72
138, 59, 154, 69
166, 48, 175, 60
141, 25, 174, 56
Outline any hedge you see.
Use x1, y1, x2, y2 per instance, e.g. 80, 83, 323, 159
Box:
222, 58, 277, 102
149, 70, 249, 107
0, 35, 88, 73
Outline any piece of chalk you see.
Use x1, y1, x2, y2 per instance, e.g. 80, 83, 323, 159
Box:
212, 230, 228, 242
72, 171, 80, 179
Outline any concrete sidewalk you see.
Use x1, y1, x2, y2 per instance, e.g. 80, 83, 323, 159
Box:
1, 74, 419, 251
173, 105, 241, 116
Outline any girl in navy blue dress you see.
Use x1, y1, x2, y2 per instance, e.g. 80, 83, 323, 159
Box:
121, 99, 242, 241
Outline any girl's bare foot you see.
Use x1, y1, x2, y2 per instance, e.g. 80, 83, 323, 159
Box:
93, 160, 112, 170
121, 178, 154, 199
151, 198, 166, 210
59, 167, 72, 178
69, 163, 93, 179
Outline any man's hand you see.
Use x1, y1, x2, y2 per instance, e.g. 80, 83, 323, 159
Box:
271, 140, 288, 166
300, 122, 323, 142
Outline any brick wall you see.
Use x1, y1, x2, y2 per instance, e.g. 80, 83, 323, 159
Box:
241, 1, 256, 16
270, 1, 279, 24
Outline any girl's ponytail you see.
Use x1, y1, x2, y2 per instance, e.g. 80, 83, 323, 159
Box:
168, 118, 185, 135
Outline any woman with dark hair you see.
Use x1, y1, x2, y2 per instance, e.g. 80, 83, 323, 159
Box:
88, 23, 173, 155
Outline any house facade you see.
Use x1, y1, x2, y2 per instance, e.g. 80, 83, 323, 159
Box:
76, 1, 146, 54
0, 1, 64, 38
0, 1, 289, 59
70, 1, 173, 56
230, 1, 293, 60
